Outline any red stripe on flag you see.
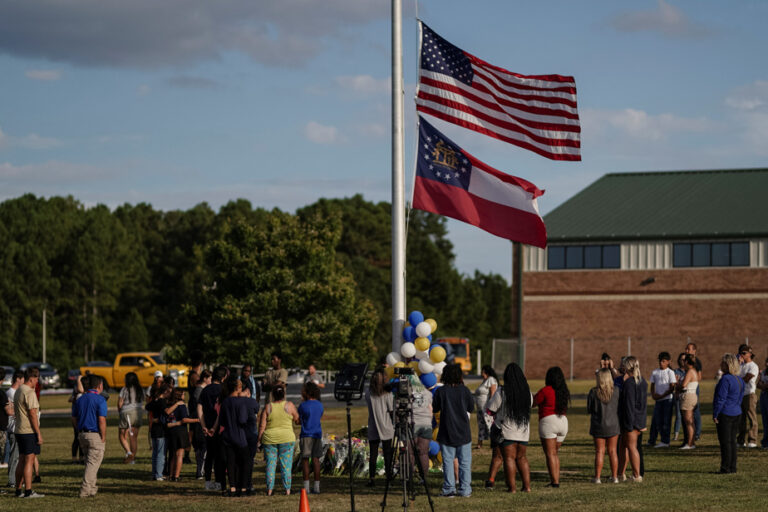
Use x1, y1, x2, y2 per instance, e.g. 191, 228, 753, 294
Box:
412, 176, 547, 248
416, 104, 581, 161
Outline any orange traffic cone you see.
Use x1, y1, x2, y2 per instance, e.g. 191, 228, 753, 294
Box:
299, 488, 311, 512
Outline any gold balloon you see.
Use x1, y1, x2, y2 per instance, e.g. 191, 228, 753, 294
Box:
414, 337, 430, 352
429, 346, 446, 363
394, 361, 406, 368
425, 318, 437, 333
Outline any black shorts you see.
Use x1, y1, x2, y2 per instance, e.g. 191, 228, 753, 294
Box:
168, 427, 190, 452
17, 433, 41, 455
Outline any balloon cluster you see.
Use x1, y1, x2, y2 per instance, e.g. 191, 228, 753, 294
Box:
384, 310, 446, 388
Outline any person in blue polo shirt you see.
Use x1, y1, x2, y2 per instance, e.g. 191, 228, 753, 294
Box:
72, 374, 108, 498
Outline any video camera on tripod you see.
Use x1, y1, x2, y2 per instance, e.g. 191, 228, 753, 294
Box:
393, 366, 414, 413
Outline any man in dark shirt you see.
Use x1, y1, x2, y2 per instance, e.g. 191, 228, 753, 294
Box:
72, 374, 107, 498
198, 365, 227, 491
432, 364, 474, 498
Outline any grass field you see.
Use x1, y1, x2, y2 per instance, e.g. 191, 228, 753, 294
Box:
3, 380, 768, 511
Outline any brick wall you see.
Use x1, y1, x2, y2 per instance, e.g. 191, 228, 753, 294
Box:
520, 267, 768, 379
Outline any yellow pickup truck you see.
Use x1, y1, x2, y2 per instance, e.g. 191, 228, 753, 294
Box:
80, 352, 189, 389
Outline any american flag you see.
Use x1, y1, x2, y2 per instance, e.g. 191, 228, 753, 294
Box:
416, 22, 581, 161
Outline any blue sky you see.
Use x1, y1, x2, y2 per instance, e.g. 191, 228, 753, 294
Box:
1, 1, 767, 281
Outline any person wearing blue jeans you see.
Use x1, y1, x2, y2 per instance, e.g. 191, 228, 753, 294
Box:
433, 364, 474, 497
145, 384, 170, 481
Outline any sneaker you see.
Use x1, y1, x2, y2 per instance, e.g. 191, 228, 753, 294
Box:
0, 463, 7, 469
155, 477, 165, 481
440, 492, 456, 498
591, 478, 601, 484
654, 442, 670, 448
680, 445, 695, 450
24, 491, 45, 498
484, 480, 495, 489
629, 475, 643, 483
611, 477, 620, 484
747, 443, 758, 448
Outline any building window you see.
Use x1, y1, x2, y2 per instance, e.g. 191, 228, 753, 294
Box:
547, 244, 620, 270
673, 242, 750, 267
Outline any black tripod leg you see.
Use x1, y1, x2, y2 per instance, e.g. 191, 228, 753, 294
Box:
380, 433, 395, 511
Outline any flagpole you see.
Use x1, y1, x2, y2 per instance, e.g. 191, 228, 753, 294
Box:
391, 0, 406, 353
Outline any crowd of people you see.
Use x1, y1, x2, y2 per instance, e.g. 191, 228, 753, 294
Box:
2, 341, 767, 500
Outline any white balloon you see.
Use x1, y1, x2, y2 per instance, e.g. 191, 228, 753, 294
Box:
400, 342, 416, 358
386, 351, 402, 366
418, 359, 434, 374
433, 361, 447, 375
415, 321, 432, 338
414, 350, 429, 361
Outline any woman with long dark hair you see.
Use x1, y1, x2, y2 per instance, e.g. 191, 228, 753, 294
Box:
258, 383, 299, 495
118, 372, 144, 463
486, 362, 532, 493
474, 365, 498, 448
365, 368, 393, 486
533, 366, 570, 487
618, 356, 647, 482
215, 376, 251, 496
433, 363, 475, 497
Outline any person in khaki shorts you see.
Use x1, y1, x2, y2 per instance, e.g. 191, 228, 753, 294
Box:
72, 374, 108, 498
737, 344, 759, 448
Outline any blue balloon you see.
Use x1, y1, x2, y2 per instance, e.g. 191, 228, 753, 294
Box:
428, 441, 440, 457
402, 326, 416, 342
408, 310, 424, 327
427, 334, 432, 342
420, 372, 437, 388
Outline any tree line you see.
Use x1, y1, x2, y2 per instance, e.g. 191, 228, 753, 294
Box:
0, 193, 511, 372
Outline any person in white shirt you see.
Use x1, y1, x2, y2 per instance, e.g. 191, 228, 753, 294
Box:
737, 344, 759, 448
648, 352, 677, 448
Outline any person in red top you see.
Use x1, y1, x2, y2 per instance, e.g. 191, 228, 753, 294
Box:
533, 367, 570, 488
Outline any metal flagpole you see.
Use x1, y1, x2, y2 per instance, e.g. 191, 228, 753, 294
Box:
391, 0, 406, 353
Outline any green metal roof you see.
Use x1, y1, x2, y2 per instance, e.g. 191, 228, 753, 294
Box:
544, 168, 768, 242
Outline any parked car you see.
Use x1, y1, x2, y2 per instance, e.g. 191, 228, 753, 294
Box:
19, 362, 62, 389
1, 365, 14, 389
80, 352, 190, 389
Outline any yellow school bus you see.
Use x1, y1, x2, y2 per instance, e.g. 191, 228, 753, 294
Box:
435, 337, 472, 374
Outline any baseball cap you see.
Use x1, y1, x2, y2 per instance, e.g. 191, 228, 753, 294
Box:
154, 370, 163, 378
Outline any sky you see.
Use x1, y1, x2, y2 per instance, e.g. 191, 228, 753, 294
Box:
1, 0, 767, 282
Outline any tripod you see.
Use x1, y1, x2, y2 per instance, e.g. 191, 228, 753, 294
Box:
380, 407, 434, 512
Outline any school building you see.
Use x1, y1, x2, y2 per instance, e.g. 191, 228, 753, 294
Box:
520, 168, 768, 379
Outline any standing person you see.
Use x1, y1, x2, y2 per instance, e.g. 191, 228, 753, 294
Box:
407, 373, 434, 479
198, 366, 226, 491
685, 342, 703, 441
5, 370, 23, 488
304, 364, 326, 389
617, 356, 647, 482
587, 369, 620, 484
146, 371, 164, 401
189, 369, 210, 479
433, 363, 474, 498
118, 372, 144, 464
534, 366, 570, 488
0, 368, 8, 470
672, 353, 686, 442
239, 380, 260, 496
757, 357, 768, 449
68, 375, 86, 464
263, 352, 289, 404
737, 344, 759, 448
713, 353, 745, 473
648, 352, 676, 448
72, 374, 107, 498
258, 384, 299, 496
216, 376, 251, 496
474, 366, 498, 449
241, 363, 261, 405
485, 363, 532, 493
164, 388, 198, 482
677, 355, 700, 449
297, 381, 324, 495
365, 368, 394, 487
145, 384, 170, 481
13, 368, 44, 498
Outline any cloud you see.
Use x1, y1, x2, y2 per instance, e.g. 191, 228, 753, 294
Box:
0, 126, 62, 150
0, 160, 108, 185
25, 69, 61, 81
334, 74, 390, 95
608, 0, 714, 38
724, 81, 768, 156
304, 121, 346, 144
582, 107, 713, 141
166, 75, 222, 89
0, 1, 388, 69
